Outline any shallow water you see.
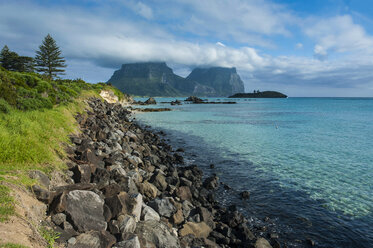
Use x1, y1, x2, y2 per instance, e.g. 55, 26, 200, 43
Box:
135, 97, 373, 247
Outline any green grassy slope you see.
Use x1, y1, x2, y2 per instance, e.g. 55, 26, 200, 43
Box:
0, 67, 125, 223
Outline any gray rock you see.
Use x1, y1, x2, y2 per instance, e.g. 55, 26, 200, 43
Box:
68, 231, 116, 248
130, 193, 143, 222
114, 235, 141, 248
141, 204, 160, 221
118, 214, 136, 233
71, 164, 91, 184
135, 220, 180, 248
65, 190, 107, 232
150, 171, 168, 191
255, 238, 273, 248
52, 213, 66, 226
148, 197, 176, 218
28, 170, 50, 188
182, 200, 194, 218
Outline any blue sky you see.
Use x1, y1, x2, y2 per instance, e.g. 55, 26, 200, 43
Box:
1, 0, 373, 96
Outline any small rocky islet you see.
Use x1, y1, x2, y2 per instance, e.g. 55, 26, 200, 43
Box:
31, 97, 285, 248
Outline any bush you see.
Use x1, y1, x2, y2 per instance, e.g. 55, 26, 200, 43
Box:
0, 98, 11, 113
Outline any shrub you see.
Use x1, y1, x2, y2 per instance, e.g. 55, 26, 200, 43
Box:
0, 98, 11, 113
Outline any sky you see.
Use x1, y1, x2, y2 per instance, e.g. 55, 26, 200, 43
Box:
1, 0, 373, 96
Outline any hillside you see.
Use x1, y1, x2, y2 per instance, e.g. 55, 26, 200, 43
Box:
186, 67, 244, 97
107, 62, 245, 97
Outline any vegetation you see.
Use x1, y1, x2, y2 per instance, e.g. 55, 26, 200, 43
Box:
0, 67, 126, 224
0, 243, 29, 248
35, 34, 66, 79
0, 184, 15, 222
39, 226, 60, 248
0, 46, 33, 73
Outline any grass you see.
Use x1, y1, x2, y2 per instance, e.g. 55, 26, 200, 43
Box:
39, 226, 60, 248
0, 244, 29, 248
0, 184, 14, 222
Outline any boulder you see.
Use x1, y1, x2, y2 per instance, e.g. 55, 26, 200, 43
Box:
175, 186, 192, 201
52, 213, 66, 226
105, 192, 131, 218
68, 231, 116, 248
28, 170, 50, 188
150, 171, 168, 191
113, 235, 141, 248
118, 214, 136, 233
145, 97, 157, 105
203, 175, 219, 190
71, 164, 91, 184
139, 181, 159, 199
131, 193, 143, 222
65, 190, 106, 232
197, 207, 215, 229
148, 197, 176, 218
179, 222, 212, 239
240, 190, 250, 200
172, 209, 184, 225
32, 185, 55, 204
135, 220, 180, 248
141, 205, 160, 221
255, 238, 273, 248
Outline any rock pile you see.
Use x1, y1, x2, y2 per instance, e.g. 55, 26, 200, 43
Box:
32, 98, 277, 248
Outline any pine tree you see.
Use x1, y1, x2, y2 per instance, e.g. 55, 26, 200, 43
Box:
35, 34, 66, 79
0, 45, 34, 72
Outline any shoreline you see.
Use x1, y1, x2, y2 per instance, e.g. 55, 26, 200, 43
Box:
31, 97, 288, 248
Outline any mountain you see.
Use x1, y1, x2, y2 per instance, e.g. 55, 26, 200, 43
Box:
228, 91, 287, 98
107, 62, 245, 97
186, 67, 245, 97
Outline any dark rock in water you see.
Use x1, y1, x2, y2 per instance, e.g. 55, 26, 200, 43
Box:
132, 107, 172, 112
176, 148, 184, 152
144, 97, 156, 105
209, 164, 215, 169
174, 153, 184, 164
185, 96, 205, 103
229, 91, 287, 98
222, 211, 246, 228
170, 100, 182, 105
65, 190, 107, 232
135, 220, 180, 248
237, 223, 256, 241
240, 190, 250, 200
28, 170, 50, 188
306, 238, 315, 246
68, 230, 116, 248
203, 175, 219, 190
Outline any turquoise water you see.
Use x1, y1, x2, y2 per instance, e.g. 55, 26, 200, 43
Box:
135, 97, 373, 247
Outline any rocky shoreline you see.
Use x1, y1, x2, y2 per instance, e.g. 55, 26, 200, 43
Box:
32, 97, 284, 248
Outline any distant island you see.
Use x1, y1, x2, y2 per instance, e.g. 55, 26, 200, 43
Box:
107, 62, 244, 97
229, 91, 287, 98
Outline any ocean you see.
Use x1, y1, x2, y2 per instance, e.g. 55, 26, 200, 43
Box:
134, 97, 373, 248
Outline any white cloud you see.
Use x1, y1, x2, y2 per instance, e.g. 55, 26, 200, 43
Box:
1, 1, 373, 96
295, 43, 303, 49
304, 15, 373, 58
216, 42, 226, 47
135, 2, 153, 19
